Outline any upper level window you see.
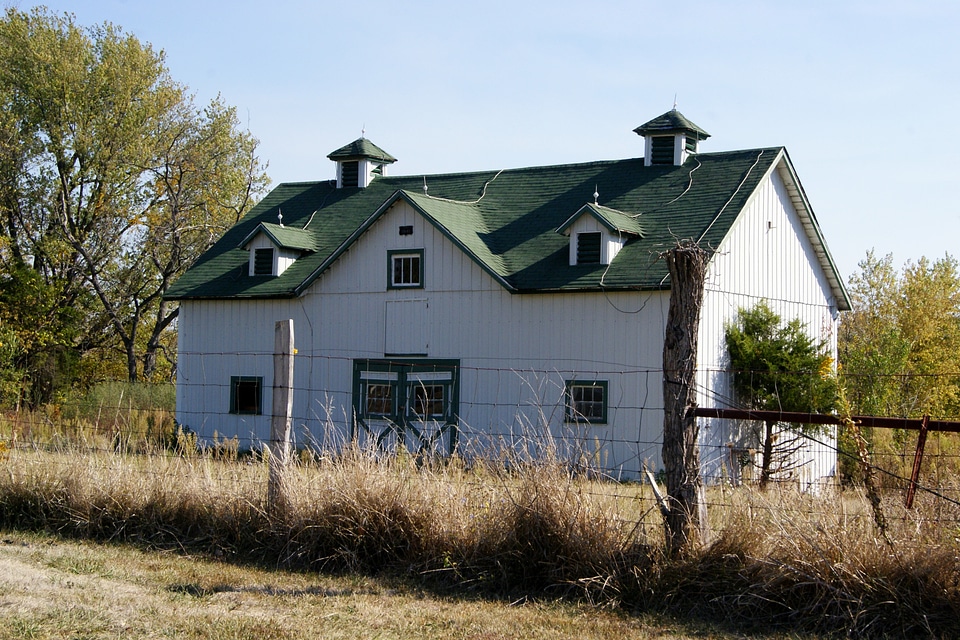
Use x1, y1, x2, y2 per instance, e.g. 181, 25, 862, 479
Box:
565, 380, 608, 424
388, 249, 424, 289
253, 248, 274, 275
576, 233, 602, 264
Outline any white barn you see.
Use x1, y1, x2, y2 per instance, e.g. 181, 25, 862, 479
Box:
166, 110, 850, 483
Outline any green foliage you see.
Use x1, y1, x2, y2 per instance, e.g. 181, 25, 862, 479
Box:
0, 266, 82, 406
0, 7, 269, 388
840, 251, 960, 419
725, 301, 837, 416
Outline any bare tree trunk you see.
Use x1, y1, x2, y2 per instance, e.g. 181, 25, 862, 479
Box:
759, 420, 775, 489
661, 241, 709, 554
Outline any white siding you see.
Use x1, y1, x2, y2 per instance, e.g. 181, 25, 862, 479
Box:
176, 167, 841, 482
177, 199, 671, 476
697, 157, 840, 486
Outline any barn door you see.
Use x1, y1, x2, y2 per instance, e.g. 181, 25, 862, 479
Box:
352, 359, 459, 457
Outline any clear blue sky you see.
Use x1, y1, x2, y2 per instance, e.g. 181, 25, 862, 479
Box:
11, 0, 960, 281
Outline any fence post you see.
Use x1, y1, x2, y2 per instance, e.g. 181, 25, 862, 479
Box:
268, 319, 295, 510
905, 415, 929, 509
661, 241, 709, 554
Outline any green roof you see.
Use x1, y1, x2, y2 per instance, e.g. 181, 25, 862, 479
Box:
240, 222, 318, 252
166, 145, 849, 308
633, 109, 710, 139
327, 138, 397, 163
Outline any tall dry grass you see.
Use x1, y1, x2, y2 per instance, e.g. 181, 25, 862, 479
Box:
1, 426, 959, 636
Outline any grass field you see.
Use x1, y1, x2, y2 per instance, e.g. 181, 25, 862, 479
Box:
1, 432, 959, 638
0, 529, 769, 640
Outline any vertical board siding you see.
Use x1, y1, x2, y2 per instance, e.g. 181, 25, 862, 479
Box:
177, 172, 841, 483
697, 162, 840, 486
178, 199, 670, 476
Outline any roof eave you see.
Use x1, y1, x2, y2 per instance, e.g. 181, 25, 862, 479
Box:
760, 150, 852, 311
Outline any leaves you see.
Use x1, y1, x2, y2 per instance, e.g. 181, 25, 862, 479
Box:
725, 301, 837, 416
0, 7, 269, 391
840, 251, 960, 418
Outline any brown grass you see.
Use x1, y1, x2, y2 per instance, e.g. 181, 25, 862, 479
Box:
1, 431, 959, 637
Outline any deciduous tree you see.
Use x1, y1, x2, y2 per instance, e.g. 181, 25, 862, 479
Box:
0, 7, 269, 394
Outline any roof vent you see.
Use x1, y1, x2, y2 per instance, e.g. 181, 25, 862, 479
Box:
633, 109, 710, 167
327, 137, 397, 188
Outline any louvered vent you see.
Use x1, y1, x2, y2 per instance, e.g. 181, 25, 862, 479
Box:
650, 137, 675, 165
577, 233, 602, 264
340, 161, 359, 187
254, 248, 274, 275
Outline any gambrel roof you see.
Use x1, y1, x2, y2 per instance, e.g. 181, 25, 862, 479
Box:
166, 146, 850, 309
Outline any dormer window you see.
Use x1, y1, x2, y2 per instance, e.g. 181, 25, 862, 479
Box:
557, 203, 644, 266
240, 221, 318, 278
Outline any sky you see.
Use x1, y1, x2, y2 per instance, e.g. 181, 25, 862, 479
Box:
9, 0, 960, 281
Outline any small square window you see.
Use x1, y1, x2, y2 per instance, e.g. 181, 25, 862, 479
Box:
230, 376, 263, 415
409, 383, 446, 419
388, 249, 424, 289
565, 381, 608, 424
364, 382, 396, 417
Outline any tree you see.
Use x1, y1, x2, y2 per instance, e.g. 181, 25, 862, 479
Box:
661, 241, 708, 552
840, 251, 960, 419
725, 302, 837, 488
0, 7, 269, 392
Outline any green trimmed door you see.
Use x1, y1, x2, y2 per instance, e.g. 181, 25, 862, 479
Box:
352, 359, 459, 456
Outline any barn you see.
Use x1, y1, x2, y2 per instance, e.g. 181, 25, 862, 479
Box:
165, 109, 850, 482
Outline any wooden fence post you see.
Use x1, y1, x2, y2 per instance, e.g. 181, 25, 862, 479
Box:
661, 241, 709, 554
268, 319, 294, 511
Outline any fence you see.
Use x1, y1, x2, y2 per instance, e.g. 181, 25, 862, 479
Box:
5, 349, 960, 518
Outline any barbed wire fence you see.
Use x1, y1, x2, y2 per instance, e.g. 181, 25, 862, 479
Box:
4, 350, 960, 541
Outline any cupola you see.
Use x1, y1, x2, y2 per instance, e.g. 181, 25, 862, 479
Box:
327, 137, 397, 188
633, 109, 710, 167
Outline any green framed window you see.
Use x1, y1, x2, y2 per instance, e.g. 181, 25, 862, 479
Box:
353, 360, 458, 423
388, 249, 424, 289
230, 376, 263, 415
565, 380, 608, 424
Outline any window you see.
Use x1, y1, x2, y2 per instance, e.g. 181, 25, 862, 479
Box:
388, 249, 424, 289
565, 380, 608, 424
253, 248, 274, 275
364, 382, 396, 417
354, 361, 457, 424
230, 376, 263, 415
408, 382, 446, 420
576, 233, 602, 264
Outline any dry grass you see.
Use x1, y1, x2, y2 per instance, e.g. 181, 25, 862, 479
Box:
1, 437, 959, 637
